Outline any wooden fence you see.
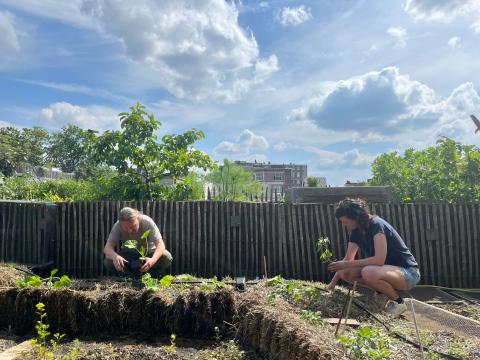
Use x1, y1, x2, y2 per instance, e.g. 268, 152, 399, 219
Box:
0, 201, 479, 287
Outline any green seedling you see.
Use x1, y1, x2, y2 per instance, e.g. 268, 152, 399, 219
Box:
141, 273, 174, 291
16, 268, 72, 288
167, 333, 177, 353
123, 229, 152, 260
316, 237, 334, 262
198, 276, 226, 292
29, 302, 80, 360
300, 310, 326, 326
337, 326, 391, 359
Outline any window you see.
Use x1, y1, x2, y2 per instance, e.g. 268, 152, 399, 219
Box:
273, 173, 284, 181
255, 172, 264, 181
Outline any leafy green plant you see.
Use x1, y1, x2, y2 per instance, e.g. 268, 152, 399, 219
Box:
198, 276, 226, 292
266, 275, 284, 287
123, 229, 152, 260
337, 326, 391, 359
266, 278, 322, 305
141, 273, 174, 291
300, 310, 325, 326
316, 237, 334, 262
174, 274, 198, 282
16, 269, 72, 288
29, 302, 80, 360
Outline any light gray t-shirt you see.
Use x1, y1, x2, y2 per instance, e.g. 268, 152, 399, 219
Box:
107, 214, 163, 252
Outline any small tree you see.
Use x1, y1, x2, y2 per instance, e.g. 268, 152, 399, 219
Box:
306, 177, 320, 187
206, 159, 262, 201
93, 102, 215, 200
0, 126, 49, 176
46, 124, 102, 178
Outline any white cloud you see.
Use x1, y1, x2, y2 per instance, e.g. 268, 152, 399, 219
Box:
0, 120, 15, 128
0, 11, 20, 56
289, 67, 438, 133
287, 67, 480, 147
387, 27, 407, 47
273, 141, 290, 151
213, 129, 268, 159
80, 0, 278, 102
276, 5, 312, 27
404, 0, 480, 22
17, 79, 134, 103
303, 146, 376, 168
447, 36, 461, 48
471, 19, 480, 32
0, 0, 96, 28
40, 102, 120, 130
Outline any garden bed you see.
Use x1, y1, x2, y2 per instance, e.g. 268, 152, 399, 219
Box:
1, 265, 480, 359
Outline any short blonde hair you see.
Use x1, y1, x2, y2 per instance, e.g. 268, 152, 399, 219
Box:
119, 207, 141, 222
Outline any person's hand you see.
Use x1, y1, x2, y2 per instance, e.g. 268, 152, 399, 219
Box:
140, 257, 157, 273
113, 254, 128, 272
326, 281, 336, 291
327, 260, 349, 272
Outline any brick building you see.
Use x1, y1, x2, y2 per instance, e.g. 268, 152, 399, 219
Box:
234, 161, 307, 193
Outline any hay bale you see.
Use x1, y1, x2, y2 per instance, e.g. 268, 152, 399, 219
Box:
0, 265, 27, 287
236, 296, 346, 360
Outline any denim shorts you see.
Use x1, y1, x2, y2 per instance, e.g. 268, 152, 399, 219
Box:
399, 266, 421, 289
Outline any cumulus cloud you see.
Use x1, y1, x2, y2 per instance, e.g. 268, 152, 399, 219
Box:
80, 0, 278, 102
288, 66, 480, 146
276, 5, 312, 27
404, 0, 480, 22
289, 67, 438, 132
303, 146, 376, 168
40, 102, 120, 130
213, 129, 268, 159
471, 19, 480, 32
0, 11, 20, 57
448, 36, 461, 48
387, 27, 407, 47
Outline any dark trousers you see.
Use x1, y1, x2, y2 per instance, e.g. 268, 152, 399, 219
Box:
103, 248, 173, 278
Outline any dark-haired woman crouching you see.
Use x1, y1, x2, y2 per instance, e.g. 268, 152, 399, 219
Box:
327, 198, 420, 318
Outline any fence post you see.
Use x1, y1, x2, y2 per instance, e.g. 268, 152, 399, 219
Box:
43, 202, 58, 264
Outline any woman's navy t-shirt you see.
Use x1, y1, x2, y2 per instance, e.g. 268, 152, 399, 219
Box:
349, 216, 418, 268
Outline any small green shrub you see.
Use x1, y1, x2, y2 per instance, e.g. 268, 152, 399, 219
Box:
28, 302, 80, 360
300, 310, 326, 326
336, 326, 391, 359
141, 273, 174, 290
16, 269, 72, 288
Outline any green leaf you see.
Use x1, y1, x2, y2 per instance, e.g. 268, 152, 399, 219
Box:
141, 229, 151, 240
124, 240, 138, 249
49, 268, 58, 277
160, 275, 173, 287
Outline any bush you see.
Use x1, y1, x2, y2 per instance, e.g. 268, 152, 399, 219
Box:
0, 174, 103, 201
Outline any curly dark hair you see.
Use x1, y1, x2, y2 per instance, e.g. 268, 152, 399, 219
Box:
334, 198, 372, 237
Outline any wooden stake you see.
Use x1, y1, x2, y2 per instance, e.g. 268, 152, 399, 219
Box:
342, 281, 357, 334
263, 255, 268, 279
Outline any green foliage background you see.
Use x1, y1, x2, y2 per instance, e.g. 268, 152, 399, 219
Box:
368, 137, 480, 203
0, 103, 215, 201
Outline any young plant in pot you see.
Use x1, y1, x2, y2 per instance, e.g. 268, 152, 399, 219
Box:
123, 229, 151, 277
316, 236, 336, 266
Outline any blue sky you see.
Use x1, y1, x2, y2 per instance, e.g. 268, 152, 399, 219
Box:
1, 0, 479, 185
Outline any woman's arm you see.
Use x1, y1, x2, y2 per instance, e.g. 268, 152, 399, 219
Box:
328, 234, 387, 271
327, 242, 359, 289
